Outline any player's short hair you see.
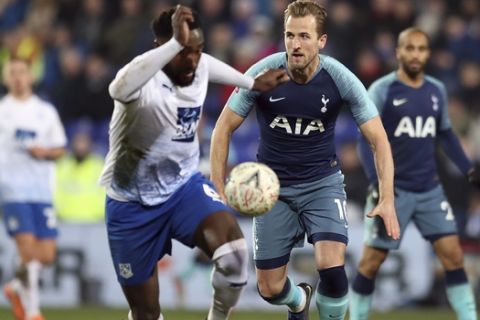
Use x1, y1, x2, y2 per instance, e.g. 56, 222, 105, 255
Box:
284, 0, 327, 37
151, 7, 201, 39
397, 27, 430, 48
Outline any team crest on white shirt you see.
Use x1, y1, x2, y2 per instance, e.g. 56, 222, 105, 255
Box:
15, 128, 36, 148
172, 106, 201, 142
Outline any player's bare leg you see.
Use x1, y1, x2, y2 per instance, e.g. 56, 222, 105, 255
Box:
5, 235, 55, 320
5, 234, 35, 320
433, 235, 477, 320
349, 246, 388, 320
194, 211, 248, 320
122, 268, 162, 320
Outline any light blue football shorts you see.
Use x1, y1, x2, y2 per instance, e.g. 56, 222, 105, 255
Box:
364, 184, 457, 250
253, 171, 348, 269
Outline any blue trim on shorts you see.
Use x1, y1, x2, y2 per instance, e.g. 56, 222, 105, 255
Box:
425, 232, 457, 243
255, 253, 290, 269
309, 232, 348, 245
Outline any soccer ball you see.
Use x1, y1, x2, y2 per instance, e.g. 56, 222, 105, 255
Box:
224, 162, 280, 216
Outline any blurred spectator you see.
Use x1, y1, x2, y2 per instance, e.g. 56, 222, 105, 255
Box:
390, 0, 416, 35
103, 0, 150, 67
73, 0, 110, 51
83, 53, 113, 122
0, 0, 29, 31
208, 23, 234, 62
194, 0, 231, 51
55, 131, 105, 223
353, 47, 384, 87
230, 0, 257, 39
51, 46, 86, 123
416, 0, 446, 38
457, 61, 480, 112
267, 0, 290, 46
324, 1, 358, 67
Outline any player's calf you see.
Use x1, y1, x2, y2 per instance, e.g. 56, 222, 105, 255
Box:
207, 238, 248, 320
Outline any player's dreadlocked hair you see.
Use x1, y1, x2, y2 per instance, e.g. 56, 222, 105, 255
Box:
285, 0, 327, 37
151, 7, 202, 39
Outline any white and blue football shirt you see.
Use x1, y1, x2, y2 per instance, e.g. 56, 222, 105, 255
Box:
0, 94, 67, 203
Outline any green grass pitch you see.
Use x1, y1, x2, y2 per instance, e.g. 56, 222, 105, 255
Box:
0, 307, 469, 320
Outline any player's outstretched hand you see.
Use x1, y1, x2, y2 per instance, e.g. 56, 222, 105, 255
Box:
367, 198, 400, 240
468, 167, 480, 188
252, 69, 289, 92
172, 4, 194, 46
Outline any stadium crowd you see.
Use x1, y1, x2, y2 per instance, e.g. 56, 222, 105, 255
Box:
1, 0, 479, 306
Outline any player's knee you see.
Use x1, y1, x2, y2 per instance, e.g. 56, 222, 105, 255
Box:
212, 238, 248, 287
36, 250, 56, 266
317, 265, 348, 298
39, 252, 56, 265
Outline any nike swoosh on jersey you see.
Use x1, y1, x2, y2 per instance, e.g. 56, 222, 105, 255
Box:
269, 96, 286, 102
393, 98, 408, 106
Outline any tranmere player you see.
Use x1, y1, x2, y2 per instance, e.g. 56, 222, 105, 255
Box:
1, 58, 66, 320
210, 1, 400, 320
99, 5, 288, 320
350, 27, 479, 320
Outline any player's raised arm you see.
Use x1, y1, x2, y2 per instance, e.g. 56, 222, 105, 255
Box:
109, 5, 193, 103
210, 107, 246, 200
359, 117, 400, 240
205, 54, 289, 91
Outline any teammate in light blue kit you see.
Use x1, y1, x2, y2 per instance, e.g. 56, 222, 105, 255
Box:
350, 27, 479, 320
210, 2, 400, 320
99, 5, 288, 320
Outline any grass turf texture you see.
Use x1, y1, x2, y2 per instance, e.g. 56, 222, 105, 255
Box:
0, 307, 470, 320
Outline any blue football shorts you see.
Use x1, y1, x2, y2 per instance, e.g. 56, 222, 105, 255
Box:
2, 202, 58, 239
106, 173, 231, 285
364, 184, 457, 250
253, 171, 348, 269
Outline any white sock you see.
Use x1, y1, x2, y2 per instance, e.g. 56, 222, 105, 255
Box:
128, 310, 164, 320
207, 239, 248, 320
26, 260, 42, 317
